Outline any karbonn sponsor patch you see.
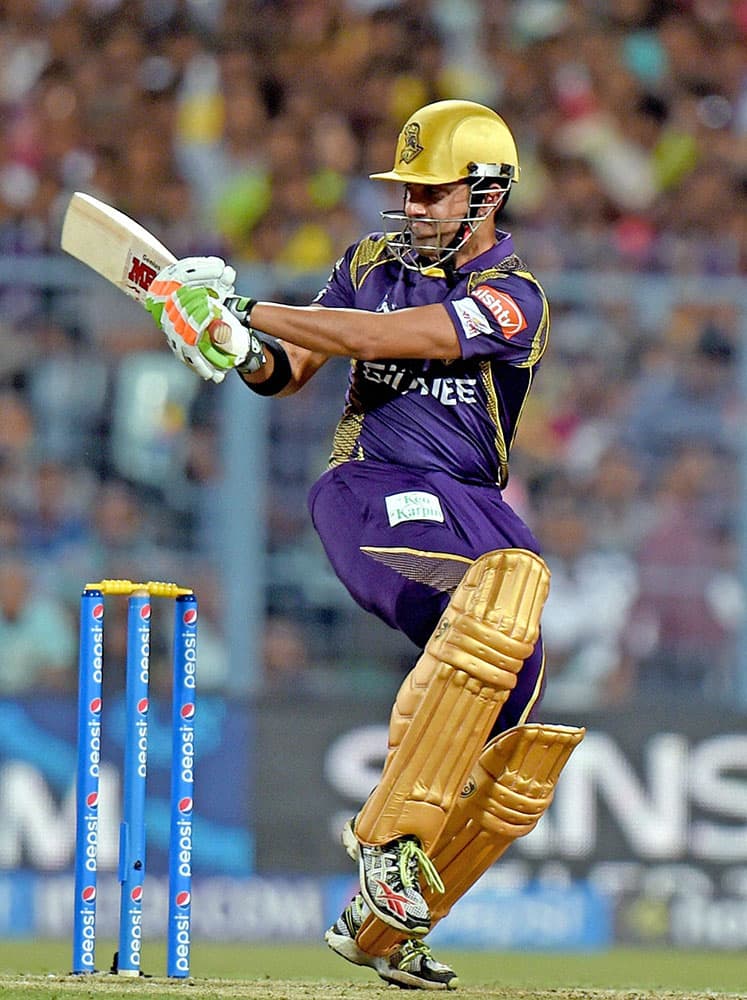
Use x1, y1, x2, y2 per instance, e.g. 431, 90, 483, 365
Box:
472, 286, 527, 337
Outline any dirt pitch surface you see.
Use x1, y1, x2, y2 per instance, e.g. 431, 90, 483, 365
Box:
1, 945, 744, 1000
0, 977, 744, 1000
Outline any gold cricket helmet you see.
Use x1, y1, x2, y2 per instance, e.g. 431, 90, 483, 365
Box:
370, 99, 519, 188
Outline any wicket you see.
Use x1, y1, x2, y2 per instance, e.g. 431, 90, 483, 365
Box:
72, 580, 198, 978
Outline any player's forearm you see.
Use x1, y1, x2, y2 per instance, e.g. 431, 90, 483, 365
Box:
251, 302, 371, 357
250, 301, 460, 361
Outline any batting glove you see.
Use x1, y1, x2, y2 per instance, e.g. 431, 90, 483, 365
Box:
160, 286, 263, 384
144, 256, 236, 328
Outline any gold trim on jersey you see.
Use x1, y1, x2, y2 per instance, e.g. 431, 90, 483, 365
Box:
466, 265, 549, 484
329, 413, 365, 466
478, 360, 509, 487
467, 265, 513, 289
349, 236, 394, 289
516, 270, 550, 368
360, 546, 473, 593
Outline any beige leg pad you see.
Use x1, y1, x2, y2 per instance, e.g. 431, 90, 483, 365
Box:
355, 548, 550, 851
356, 723, 584, 957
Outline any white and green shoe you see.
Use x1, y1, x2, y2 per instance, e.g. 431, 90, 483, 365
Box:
324, 893, 458, 991
381, 938, 459, 991
358, 834, 443, 935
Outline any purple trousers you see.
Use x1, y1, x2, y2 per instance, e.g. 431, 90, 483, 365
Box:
309, 460, 546, 733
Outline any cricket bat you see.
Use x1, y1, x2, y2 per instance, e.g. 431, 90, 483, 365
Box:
61, 191, 176, 305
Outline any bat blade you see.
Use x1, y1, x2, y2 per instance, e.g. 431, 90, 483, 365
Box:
61, 191, 176, 304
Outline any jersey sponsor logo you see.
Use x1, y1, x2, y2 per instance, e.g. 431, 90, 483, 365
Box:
472, 286, 527, 338
385, 491, 444, 527
451, 297, 494, 339
361, 361, 477, 406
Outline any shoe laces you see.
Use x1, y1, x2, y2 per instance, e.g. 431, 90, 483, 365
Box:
398, 838, 445, 895
350, 894, 366, 925
343, 894, 367, 934
395, 938, 434, 969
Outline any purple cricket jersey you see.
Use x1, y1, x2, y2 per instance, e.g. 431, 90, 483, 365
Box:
308, 230, 550, 732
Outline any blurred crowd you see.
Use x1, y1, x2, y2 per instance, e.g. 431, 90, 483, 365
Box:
0, 0, 745, 706
1, 0, 745, 272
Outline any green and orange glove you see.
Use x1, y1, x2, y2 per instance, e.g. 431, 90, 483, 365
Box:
145, 256, 236, 324
145, 259, 264, 383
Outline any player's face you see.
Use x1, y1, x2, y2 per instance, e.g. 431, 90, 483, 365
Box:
403, 181, 471, 255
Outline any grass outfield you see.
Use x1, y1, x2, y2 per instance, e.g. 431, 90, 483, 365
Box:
0, 941, 743, 1000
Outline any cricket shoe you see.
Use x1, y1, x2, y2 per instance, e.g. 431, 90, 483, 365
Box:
324, 894, 371, 967
381, 938, 459, 991
324, 894, 458, 991
358, 834, 444, 935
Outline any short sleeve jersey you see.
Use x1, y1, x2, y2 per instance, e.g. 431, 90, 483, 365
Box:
314, 230, 549, 487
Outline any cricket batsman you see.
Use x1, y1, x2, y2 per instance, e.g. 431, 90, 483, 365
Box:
146, 100, 585, 990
